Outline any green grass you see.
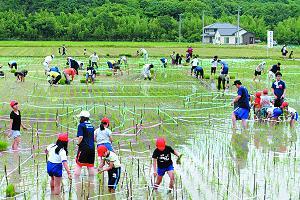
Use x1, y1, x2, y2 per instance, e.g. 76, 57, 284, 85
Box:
0, 140, 8, 151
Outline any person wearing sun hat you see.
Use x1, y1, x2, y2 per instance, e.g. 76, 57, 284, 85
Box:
231, 80, 250, 129
281, 102, 298, 128
97, 145, 121, 193
9, 100, 27, 150
74, 110, 96, 176
45, 133, 72, 195
152, 138, 182, 193
94, 117, 114, 151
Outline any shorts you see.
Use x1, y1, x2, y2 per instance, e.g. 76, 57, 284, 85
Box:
157, 164, 174, 176
11, 130, 21, 139
211, 67, 216, 74
272, 108, 283, 118
191, 66, 197, 71
97, 143, 114, 151
268, 71, 275, 79
47, 161, 63, 177
234, 107, 250, 120
86, 74, 95, 81
254, 70, 261, 76
291, 112, 298, 121
274, 98, 284, 107
76, 147, 95, 167
108, 167, 121, 190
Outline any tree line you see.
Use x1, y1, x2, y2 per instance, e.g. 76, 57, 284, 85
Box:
0, 0, 299, 44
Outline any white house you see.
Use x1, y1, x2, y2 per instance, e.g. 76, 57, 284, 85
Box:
202, 23, 255, 45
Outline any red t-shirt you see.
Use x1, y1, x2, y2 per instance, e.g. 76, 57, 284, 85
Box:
254, 97, 261, 108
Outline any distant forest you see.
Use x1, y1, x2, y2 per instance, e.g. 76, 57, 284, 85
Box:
0, 0, 299, 44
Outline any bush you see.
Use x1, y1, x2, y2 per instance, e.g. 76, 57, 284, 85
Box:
6, 184, 16, 197
106, 71, 113, 76
0, 140, 8, 151
10, 69, 16, 73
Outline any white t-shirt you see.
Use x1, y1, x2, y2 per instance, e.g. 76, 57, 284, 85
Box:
260, 95, 271, 107
191, 58, 199, 66
287, 107, 296, 114
90, 54, 99, 62
102, 151, 121, 168
46, 144, 67, 163
211, 60, 218, 68
94, 127, 112, 144
255, 62, 265, 72
140, 48, 148, 55
44, 56, 53, 64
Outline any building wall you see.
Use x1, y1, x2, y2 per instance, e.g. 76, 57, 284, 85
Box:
242, 32, 255, 44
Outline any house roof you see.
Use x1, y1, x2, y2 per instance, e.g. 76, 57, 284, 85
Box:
217, 28, 241, 36
204, 23, 239, 29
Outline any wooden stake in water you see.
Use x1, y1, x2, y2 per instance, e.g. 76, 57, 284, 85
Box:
4, 165, 8, 186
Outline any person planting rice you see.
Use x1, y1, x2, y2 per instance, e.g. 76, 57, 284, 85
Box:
267, 106, 283, 125
268, 63, 281, 80
281, 102, 298, 128
175, 53, 180, 65
211, 56, 218, 76
260, 89, 272, 118
152, 138, 182, 193
137, 48, 148, 63
186, 46, 193, 58
67, 57, 79, 75
8, 60, 18, 70
231, 80, 250, 129
49, 66, 60, 73
186, 52, 191, 63
89, 52, 99, 68
47, 71, 62, 86
45, 133, 72, 195
142, 64, 154, 80
0, 65, 4, 78
9, 100, 27, 150
62, 45, 67, 56
75, 111, 96, 176
271, 72, 286, 107
160, 58, 167, 68
253, 92, 262, 119
112, 60, 123, 75
253, 61, 266, 82
43, 55, 54, 74
94, 117, 113, 151
194, 66, 204, 79
190, 56, 199, 76
14, 70, 28, 82
170, 51, 176, 65
119, 56, 127, 65
107, 60, 116, 70
86, 65, 96, 84
63, 68, 76, 85
217, 60, 229, 92
97, 145, 121, 193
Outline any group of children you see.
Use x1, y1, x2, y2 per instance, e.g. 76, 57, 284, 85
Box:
8, 100, 182, 196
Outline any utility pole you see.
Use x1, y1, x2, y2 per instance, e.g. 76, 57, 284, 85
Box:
179, 14, 183, 43
237, 7, 240, 45
202, 11, 205, 44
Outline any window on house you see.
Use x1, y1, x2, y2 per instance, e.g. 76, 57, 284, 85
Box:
224, 37, 229, 44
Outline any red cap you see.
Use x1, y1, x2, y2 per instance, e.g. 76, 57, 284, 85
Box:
97, 145, 108, 157
58, 133, 69, 142
101, 117, 110, 125
255, 92, 261, 98
10, 100, 18, 108
281, 102, 288, 108
156, 138, 166, 151
263, 89, 268, 95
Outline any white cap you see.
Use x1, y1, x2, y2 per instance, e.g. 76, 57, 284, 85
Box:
77, 110, 90, 118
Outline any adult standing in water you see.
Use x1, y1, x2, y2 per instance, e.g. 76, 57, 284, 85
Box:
231, 80, 250, 129
62, 45, 67, 56
74, 111, 96, 176
89, 52, 99, 69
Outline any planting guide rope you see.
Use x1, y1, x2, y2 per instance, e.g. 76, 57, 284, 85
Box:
1, 62, 300, 199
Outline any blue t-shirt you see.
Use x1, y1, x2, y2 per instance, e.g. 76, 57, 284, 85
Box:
220, 61, 228, 74
272, 80, 286, 98
270, 65, 280, 74
9, 61, 17, 65
237, 86, 250, 109
77, 121, 95, 149
160, 58, 167, 64
194, 66, 203, 72
50, 66, 60, 73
